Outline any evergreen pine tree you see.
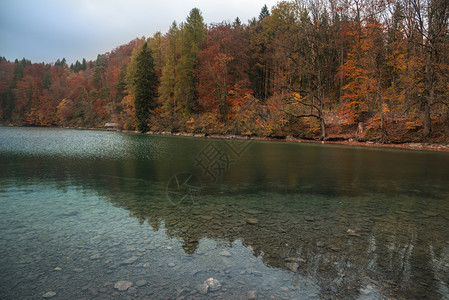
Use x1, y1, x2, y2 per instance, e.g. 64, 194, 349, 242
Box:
134, 42, 157, 132
259, 4, 270, 21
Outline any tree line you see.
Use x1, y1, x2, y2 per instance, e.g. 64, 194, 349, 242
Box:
0, 0, 448, 142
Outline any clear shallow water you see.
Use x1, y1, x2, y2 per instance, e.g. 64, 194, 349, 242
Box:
0, 127, 448, 299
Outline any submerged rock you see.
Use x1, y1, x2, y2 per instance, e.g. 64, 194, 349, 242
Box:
136, 280, 147, 287
197, 283, 209, 295
246, 218, 258, 225
206, 278, 222, 291
121, 256, 138, 265
285, 257, 305, 263
329, 246, 341, 252
90, 253, 101, 260
248, 290, 257, 299
316, 241, 325, 248
347, 229, 361, 237
114, 281, 133, 291
220, 250, 232, 257
285, 262, 299, 272
42, 291, 56, 298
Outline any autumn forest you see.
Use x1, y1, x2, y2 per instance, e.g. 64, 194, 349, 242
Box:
1, 0, 448, 143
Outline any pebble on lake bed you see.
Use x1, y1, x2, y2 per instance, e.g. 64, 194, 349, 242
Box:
114, 281, 133, 291
246, 218, 258, 225
205, 278, 221, 291
135, 280, 147, 287
121, 256, 138, 265
42, 291, 56, 298
285, 262, 299, 272
248, 290, 257, 299
219, 250, 232, 257
197, 283, 209, 295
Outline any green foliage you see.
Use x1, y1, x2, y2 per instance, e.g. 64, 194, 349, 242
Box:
159, 22, 180, 114
174, 8, 206, 115
134, 43, 157, 132
259, 4, 270, 21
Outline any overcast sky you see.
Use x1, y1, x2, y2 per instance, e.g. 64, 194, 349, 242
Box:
0, 0, 278, 64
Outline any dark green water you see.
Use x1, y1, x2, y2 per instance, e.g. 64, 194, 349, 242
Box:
0, 126, 448, 299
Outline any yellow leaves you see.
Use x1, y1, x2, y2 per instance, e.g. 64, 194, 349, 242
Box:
406, 121, 422, 131
342, 101, 370, 125
56, 98, 74, 124
381, 103, 390, 114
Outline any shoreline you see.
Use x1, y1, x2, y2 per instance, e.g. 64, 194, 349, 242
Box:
140, 130, 449, 153
2, 124, 449, 152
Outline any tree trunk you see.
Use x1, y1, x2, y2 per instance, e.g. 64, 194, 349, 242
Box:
320, 115, 327, 140
378, 71, 388, 143
423, 53, 433, 138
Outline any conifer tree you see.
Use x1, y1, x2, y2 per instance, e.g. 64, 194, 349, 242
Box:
134, 42, 157, 132
174, 8, 206, 115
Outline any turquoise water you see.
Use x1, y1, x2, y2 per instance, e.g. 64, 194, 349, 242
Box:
0, 127, 448, 299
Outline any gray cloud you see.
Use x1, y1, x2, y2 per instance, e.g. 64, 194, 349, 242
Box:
0, 0, 277, 64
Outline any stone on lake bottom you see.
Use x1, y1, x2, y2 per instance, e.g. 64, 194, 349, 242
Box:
347, 229, 361, 237
329, 246, 341, 252
42, 291, 56, 298
197, 283, 209, 295
122, 256, 138, 265
90, 253, 101, 260
136, 280, 147, 287
316, 241, 325, 247
248, 290, 257, 299
114, 281, 133, 291
285, 262, 299, 272
220, 250, 232, 257
246, 218, 258, 225
206, 277, 221, 291
285, 257, 305, 263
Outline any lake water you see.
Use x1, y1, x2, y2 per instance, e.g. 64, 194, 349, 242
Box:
0, 127, 448, 299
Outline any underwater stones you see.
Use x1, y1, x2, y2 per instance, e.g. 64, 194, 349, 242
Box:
329, 246, 341, 252
246, 218, 258, 225
121, 256, 138, 265
206, 278, 222, 291
135, 280, 147, 287
219, 250, 232, 257
248, 290, 257, 299
197, 283, 209, 295
304, 216, 315, 222
285, 257, 305, 263
316, 241, 325, 247
347, 229, 361, 237
90, 253, 101, 260
114, 281, 133, 291
285, 262, 299, 272
198, 277, 222, 295
42, 291, 56, 298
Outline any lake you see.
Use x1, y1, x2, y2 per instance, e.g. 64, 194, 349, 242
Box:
0, 126, 448, 299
